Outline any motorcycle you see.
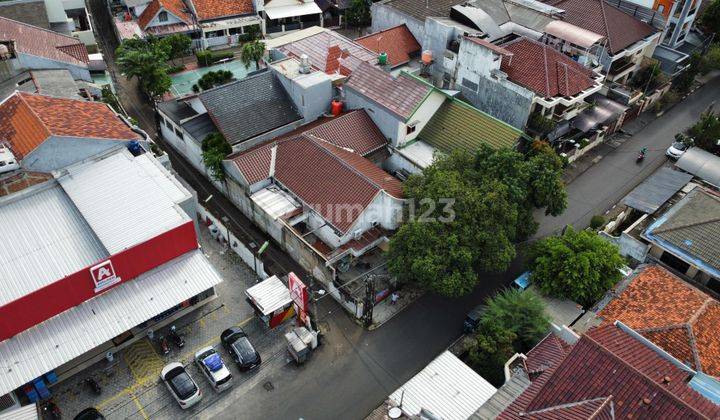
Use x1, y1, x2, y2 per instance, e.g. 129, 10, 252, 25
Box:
85, 377, 101, 395
158, 334, 170, 355
168, 325, 184, 349
636, 148, 647, 163
41, 400, 61, 419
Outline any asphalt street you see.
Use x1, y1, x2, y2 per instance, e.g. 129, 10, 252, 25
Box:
86, 4, 720, 417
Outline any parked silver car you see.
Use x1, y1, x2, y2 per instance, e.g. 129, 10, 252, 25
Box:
194, 347, 233, 392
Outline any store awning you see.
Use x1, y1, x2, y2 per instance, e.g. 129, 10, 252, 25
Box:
245, 275, 292, 316
264, 1, 322, 20
0, 251, 222, 396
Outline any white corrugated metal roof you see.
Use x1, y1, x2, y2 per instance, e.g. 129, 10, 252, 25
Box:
57, 151, 190, 254
251, 187, 299, 220
0, 250, 221, 396
264, 0, 322, 20
0, 403, 38, 420
264, 25, 328, 48
245, 275, 292, 316
388, 351, 497, 420
0, 184, 107, 306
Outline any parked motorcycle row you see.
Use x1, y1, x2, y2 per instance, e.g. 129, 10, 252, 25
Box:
158, 325, 185, 355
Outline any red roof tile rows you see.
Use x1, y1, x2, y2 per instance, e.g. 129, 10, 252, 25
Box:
500, 38, 596, 98
599, 265, 720, 378
232, 132, 401, 234
0, 92, 140, 159
499, 324, 720, 420
0, 17, 89, 66
278, 30, 377, 76
137, 0, 191, 29
192, 0, 254, 21
544, 0, 657, 55
355, 24, 421, 67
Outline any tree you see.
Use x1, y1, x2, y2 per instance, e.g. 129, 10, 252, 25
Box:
529, 226, 625, 307
201, 132, 232, 181
240, 40, 265, 69
346, 0, 371, 28
192, 70, 234, 92
116, 37, 172, 99
699, 0, 720, 35
388, 146, 567, 297
688, 111, 720, 154
159, 34, 192, 65
468, 322, 516, 386
480, 288, 550, 353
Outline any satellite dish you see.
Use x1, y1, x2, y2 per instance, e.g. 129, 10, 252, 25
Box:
388, 407, 402, 419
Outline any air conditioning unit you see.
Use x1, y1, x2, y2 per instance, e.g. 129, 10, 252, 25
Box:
353, 229, 362, 240
0, 144, 20, 174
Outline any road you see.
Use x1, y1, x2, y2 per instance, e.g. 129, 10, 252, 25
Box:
86, 4, 720, 417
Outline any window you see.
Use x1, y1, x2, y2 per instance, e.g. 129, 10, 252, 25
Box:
164, 118, 173, 129
657, 4, 665, 12
406, 124, 417, 135
158, 11, 168, 22
229, 27, 242, 35
175, 127, 184, 140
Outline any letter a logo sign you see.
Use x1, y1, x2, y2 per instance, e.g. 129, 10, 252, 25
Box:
91, 260, 121, 293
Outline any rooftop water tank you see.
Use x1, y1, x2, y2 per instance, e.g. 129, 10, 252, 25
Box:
378, 52, 388, 66
421, 50, 433, 65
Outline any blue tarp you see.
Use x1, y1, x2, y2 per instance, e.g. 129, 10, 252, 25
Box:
203, 353, 223, 372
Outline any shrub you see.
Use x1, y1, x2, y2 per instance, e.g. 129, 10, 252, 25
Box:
167, 65, 185, 74
590, 215, 605, 230
195, 50, 235, 67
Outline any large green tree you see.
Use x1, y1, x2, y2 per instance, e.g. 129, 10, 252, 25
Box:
529, 226, 625, 307
699, 0, 720, 35
688, 111, 720, 154
240, 40, 265, 69
116, 37, 172, 99
468, 322, 516, 386
159, 33, 192, 65
201, 132, 232, 181
346, 0, 371, 28
388, 144, 566, 297
480, 288, 549, 353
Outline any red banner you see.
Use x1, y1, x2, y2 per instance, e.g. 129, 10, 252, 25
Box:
288, 272, 308, 313
0, 221, 198, 340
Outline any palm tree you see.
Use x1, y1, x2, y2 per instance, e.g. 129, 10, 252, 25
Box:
240, 40, 265, 70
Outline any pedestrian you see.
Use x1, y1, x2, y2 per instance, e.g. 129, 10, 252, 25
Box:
390, 292, 399, 305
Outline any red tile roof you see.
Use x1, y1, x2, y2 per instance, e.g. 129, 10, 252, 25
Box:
231, 133, 402, 234
137, 0, 191, 30
345, 62, 432, 120
278, 30, 377, 76
599, 265, 720, 378
545, 0, 657, 55
0, 17, 89, 66
500, 38, 596, 98
355, 24, 421, 67
192, 0, 254, 21
0, 171, 53, 197
464, 36, 514, 57
0, 92, 140, 158
499, 324, 720, 419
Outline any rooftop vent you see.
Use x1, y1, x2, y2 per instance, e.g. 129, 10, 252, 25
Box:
299, 54, 312, 74
0, 144, 20, 175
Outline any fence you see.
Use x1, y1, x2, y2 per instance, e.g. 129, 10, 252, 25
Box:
197, 205, 268, 278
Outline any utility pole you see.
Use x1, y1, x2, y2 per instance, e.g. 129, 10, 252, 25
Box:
362, 276, 375, 328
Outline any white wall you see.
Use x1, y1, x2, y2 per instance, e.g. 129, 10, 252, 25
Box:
145, 8, 184, 28
345, 88, 405, 146
22, 138, 129, 172
400, 90, 444, 146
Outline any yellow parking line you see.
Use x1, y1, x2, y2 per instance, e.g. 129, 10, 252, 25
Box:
238, 316, 254, 327
96, 387, 131, 410
131, 392, 149, 420
185, 315, 255, 361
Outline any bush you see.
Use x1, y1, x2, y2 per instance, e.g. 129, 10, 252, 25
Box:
578, 138, 589, 149
167, 65, 185, 74
528, 112, 557, 137
590, 215, 605, 230
195, 50, 235, 67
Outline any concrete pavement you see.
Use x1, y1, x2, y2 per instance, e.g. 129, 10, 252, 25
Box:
533, 75, 720, 239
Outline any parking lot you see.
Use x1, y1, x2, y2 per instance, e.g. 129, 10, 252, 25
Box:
52, 223, 296, 419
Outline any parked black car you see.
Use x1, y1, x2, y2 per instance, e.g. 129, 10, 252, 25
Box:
221, 327, 261, 371
74, 407, 105, 420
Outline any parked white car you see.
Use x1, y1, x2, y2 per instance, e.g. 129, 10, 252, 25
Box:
160, 362, 202, 409
666, 141, 689, 160
194, 347, 233, 392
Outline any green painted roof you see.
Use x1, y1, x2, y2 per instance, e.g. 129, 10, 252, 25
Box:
419, 98, 522, 153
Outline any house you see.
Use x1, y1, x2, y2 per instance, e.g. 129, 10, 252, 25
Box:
367, 351, 497, 420
473, 323, 720, 419
0, 16, 91, 82
133, 0, 262, 47
0, 69, 84, 101
260, 0, 323, 36
267, 27, 378, 82
596, 264, 720, 378
355, 24, 421, 70
0, 92, 147, 172
224, 111, 401, 283
0, 149, 221, 410
344, 62, 522, 173
642, 186, 720, 291
0, 0, 98, 50
545, 0, 661, 84
457, 36, 604, 131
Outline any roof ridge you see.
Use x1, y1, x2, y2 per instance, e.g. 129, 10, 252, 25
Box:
637, 324, 703, 371
303, 134, 383, 193
15, 92, 51, 138
588, 396, 615, 419
542, 42, 551, 96
0, 16, 82, 45
354, 23, 408, 40
523, 396, 612, 416
653, 216, 720, 235
584, 329, 712, 419
597, 0, 614, 53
